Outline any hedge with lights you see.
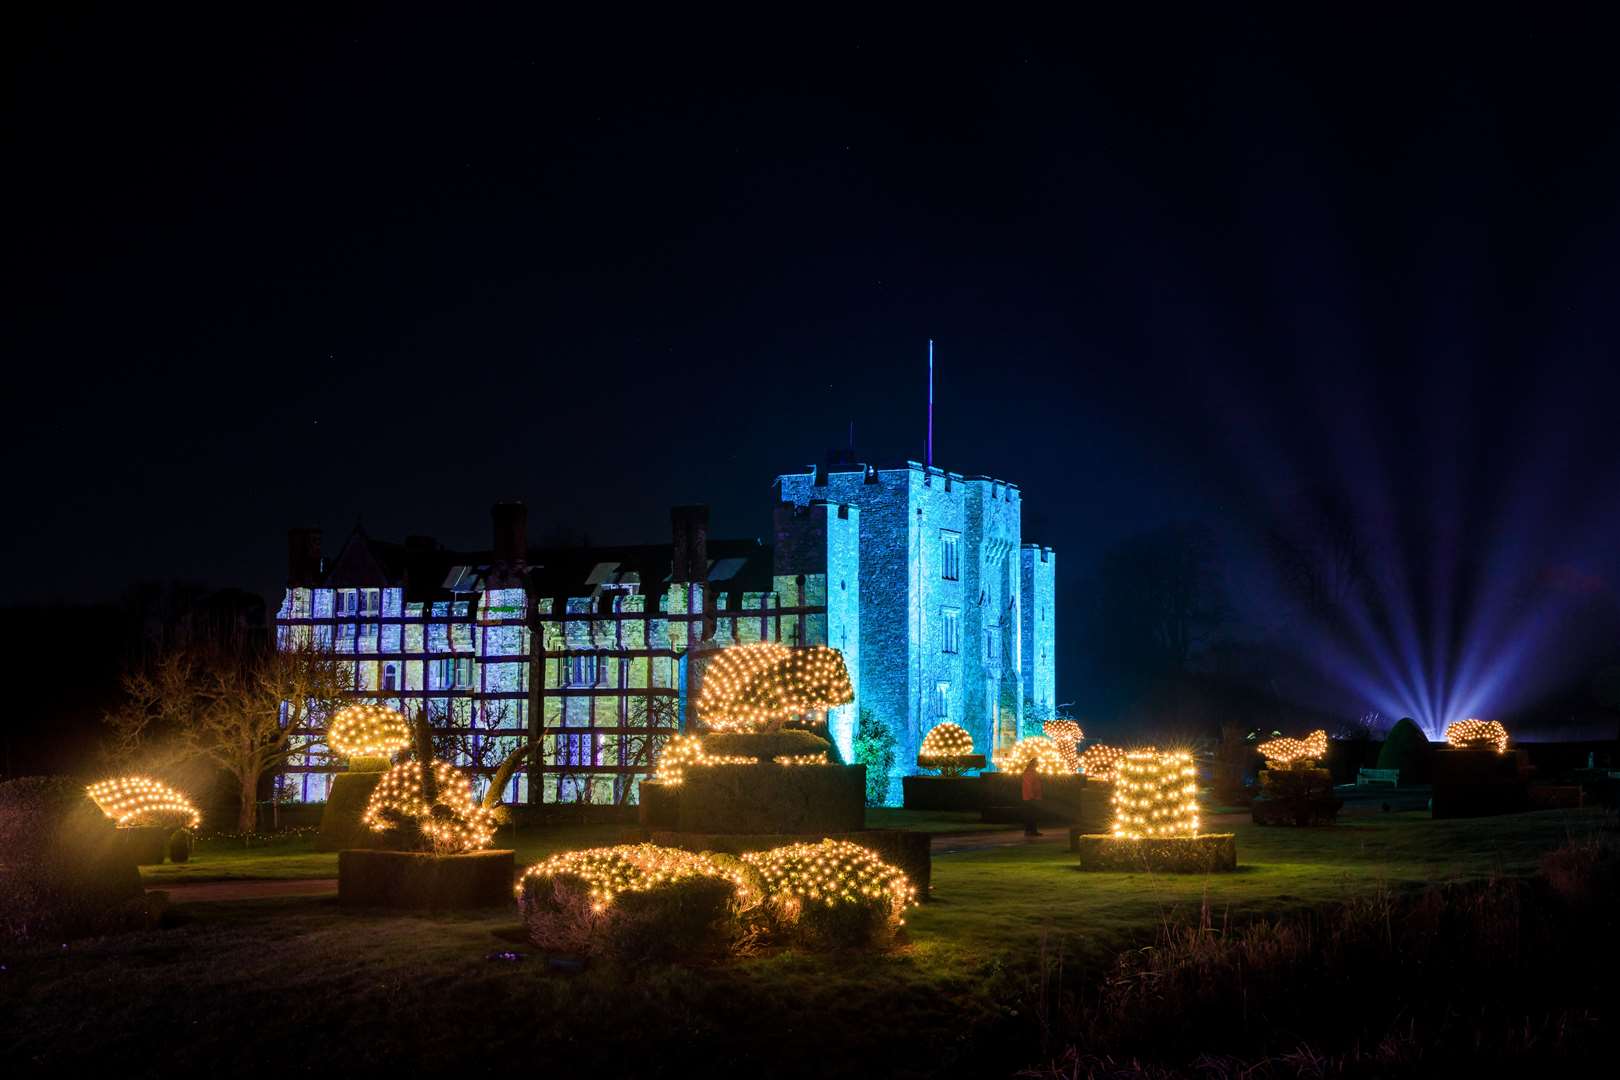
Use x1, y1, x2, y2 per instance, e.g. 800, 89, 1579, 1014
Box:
0, 777, 150, 944
695, 643, 854, 733
649, 827, 933, 901
1076, 833, 1237, 873
1252, 766, 1341, 826
672, 760, 866, 834
517, 844, 757, 961
992, 736, 1070, 777
1445, 718, 1510, 753
740, 838, 917, 948
1042, 720, 1086, 771
86, 777, 201, 830
916, 722, 984, 778
1111, 752, 1200, 839
326, 703, 412, 770
361, 759, 498, 854
1078, 744, 1130, 783
1256, 729, 1329, 769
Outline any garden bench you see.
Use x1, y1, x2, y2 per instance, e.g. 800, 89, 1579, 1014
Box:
1356, 768, 1400, 788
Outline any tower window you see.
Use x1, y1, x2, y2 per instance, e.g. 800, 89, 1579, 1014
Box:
941, 532, 961, 581
934, 682, 951, 720
942, 609, 961, 654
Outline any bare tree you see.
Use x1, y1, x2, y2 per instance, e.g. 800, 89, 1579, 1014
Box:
107, 637, 350, 831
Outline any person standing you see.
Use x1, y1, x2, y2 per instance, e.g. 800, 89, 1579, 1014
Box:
1021, 757, 1044, 837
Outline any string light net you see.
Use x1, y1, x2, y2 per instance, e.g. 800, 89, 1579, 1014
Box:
1446, 718, 1509, 753
696, 643, 854, 732
992, 736, 1068, 776
1256, 729, 1329, 769
652, 735, 759, 785
325, 703, 412, 759
1078, 744, 1130, 782
740, 839, 916, 922
362, 760, 497, 852
516, 844, 755, 914
1111, 751, 1200, 839
918, 722, 977, 777
1041, 719, 1086, 771
86, 777, 201, 829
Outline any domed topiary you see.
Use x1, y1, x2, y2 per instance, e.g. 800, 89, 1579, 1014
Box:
168, 828, 193, 863
1376, 717, 1432, 784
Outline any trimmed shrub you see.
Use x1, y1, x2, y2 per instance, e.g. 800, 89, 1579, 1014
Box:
853, 708, 896, 806
700, 729, 831, 760
1075, 833, 1237, 873
517, 845, 751, 962
1376, 717, 1432, 784
650, 828, 933, 899
167, 829, 193, 863
338, 848, 515, 909
0, 776, 149, 944
675, 762, 865, 834
1251, 767, 1342, 826
315, 770, 385, 852
740, 839, 916, 948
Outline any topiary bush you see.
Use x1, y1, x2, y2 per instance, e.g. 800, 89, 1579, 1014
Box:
167, 828, 193, 863
517, 844, 755, 962
740, 838, 916, 949
1376, 717, 1433, 784
0, 776, 149, 944
853, 709, 897, 806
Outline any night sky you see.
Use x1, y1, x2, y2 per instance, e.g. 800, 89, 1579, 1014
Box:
6, 7, 1619, 726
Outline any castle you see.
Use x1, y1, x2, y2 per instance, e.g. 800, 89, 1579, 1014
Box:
274, 460, 1055, 805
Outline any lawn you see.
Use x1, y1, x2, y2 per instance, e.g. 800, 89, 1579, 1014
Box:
9, 808, 1611, 1078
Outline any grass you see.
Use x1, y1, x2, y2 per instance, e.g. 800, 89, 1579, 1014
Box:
12, 808, 1611, 1077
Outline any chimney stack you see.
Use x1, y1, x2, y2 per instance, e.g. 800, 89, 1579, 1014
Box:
670, 504, 710, 583
490, 502, 529, 586
287, 528, 323, 586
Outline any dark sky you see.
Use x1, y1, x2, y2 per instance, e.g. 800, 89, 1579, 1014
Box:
6, 7, 1619, 719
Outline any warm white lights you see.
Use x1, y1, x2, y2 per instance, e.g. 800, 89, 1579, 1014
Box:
1078, 744, 1129, 782
1257, 729, 1328, 769
1446, 718, 1509, 753
1110, 751, 1200, 839
362, 759, 497, 852
918, 722, 976, 776
992, 736, 1069, 776
1042, 720, 1085, 771
325, 703, 412, 759
695, 643, 854, 733
517, 844, 752, 914
86, 777, 201, 829
740, 839, 916, 921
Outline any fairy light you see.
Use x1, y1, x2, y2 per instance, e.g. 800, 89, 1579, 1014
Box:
1446, 718, 1509, 753
992, 736, 1068, 776
325, 703, 412, 759
86, 777, 201, 829
652, 734, 760, 785
917, 722, 977, 777
1256, 729, 1329, 769
1041, 720, 1086, 771
362, 760, 497, 852
740, 839, 916, 923
695, 643, 854, 732
1110, 751, 1200, 839
516, 844, 754, 914
1078, 744, 1130, 782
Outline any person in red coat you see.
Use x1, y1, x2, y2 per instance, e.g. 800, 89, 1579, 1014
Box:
1021, 757, 1044, 837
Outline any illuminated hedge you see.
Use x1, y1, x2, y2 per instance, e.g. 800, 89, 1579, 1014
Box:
740, 839, 916, 947
1256, 729, 1328, 769
1111, 751, 1200, 839
696, 643, 854, 732
326, 703, 412, 761
516, 844, 756, 961
1078, 744, 1129, 782
361, 760, 497, 853
1042, 720, 1086, 771
917, 722, 977, 777
653, 734, 761, 785
1445, 718, 1509, 753
992, 736, 1069, 776
86, 777, 201, 830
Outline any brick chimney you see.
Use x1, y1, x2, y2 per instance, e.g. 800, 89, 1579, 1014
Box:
287, 528, 322, 586
490, 501, 528, 586
670, 504, 710, 583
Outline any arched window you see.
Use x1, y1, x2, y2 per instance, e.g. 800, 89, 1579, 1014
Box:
383, 663, 398, 691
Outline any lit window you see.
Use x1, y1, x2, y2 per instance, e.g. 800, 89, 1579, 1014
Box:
984, 627, 999, 662
559, 732, 595, 767
338, 590, 357, 614
383, 664, 398, 691
567, 654, 599, 687
361, 589, 380, 614
942, 609, 960, 654
934, 682, 951, 720
941, 532, 961, 581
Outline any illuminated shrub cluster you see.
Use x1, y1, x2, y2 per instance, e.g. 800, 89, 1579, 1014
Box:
1111, 751, 1200, 839
1079, 744, 1129, 782
696, 643, 854, 732
742, 838, 917, 948
1257, 729, 1329, 769
86, 777, 201, 830
917, 722, 977, 777
1446, 718, 1509, 753
361, 760, 497, 853
1042, 719, 1086, 771
325, 703, 412, 761
516, 839, 916, 956
993, 736, 1069, 776
518, 845, 747, 962
652, 733, 831, 786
